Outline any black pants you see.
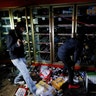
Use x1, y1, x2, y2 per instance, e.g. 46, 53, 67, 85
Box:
62, 56, 75, 84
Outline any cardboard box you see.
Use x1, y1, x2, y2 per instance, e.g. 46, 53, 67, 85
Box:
36, 80, 56, 96
51, 77, 68, 90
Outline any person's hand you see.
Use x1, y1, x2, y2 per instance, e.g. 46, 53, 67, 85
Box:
17, 39, 21, 46
22, 40, 26, 45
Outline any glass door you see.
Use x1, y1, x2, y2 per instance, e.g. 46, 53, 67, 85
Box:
0, 9, 11, 60
12, 7, 33, 64
52, 5, 74, 63
77, 4, 96, 67
31, 6, 51, 63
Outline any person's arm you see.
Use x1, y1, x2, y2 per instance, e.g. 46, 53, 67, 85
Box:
74, 48, 80, 63
6, 35, 20, 52
74, 42, 82, 63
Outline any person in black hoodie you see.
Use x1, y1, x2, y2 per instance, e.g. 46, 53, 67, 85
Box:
6, 21, 43, 96
58, 31, 85, 89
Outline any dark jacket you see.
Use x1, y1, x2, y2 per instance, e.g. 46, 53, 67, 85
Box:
6, 29, 25, 59
58, 38, 83, 63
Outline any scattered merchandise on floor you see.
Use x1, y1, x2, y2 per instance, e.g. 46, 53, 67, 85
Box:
0, 64, 96, 96
15, 85, 28, 96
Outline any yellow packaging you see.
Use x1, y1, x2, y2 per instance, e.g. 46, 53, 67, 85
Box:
51, 77, 66, 90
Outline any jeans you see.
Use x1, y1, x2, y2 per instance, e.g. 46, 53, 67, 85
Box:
11, 58, 37, 94
14, 71, 23, 83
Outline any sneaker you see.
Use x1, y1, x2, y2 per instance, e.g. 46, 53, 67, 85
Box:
36, 86, 44, 96
14, 81, 25, 85
73, 78, 79, 83
68, 84, 80, 89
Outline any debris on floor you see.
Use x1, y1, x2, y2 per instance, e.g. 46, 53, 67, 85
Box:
13, 65, 87, 96
36, 80, 56, 96
1, 65, 96, 96
15, 85, 28, 96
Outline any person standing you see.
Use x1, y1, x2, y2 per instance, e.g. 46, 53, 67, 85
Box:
58, 33, 85, 89
6, 21, 43, 96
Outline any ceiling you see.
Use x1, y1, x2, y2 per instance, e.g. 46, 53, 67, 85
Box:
0, 0, 95, 8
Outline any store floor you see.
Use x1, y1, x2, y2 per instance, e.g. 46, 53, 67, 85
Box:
0, 65, 96, 96
0, 65, 17, 96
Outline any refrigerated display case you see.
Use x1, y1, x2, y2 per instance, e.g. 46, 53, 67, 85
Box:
31, 6, 52, 63
0, 3, 96, 69
76, 4, 96, 67
11, 7, 34, 64
52, 5, 74, 63
0, 7, 34, 64
0, 9, 11, 62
